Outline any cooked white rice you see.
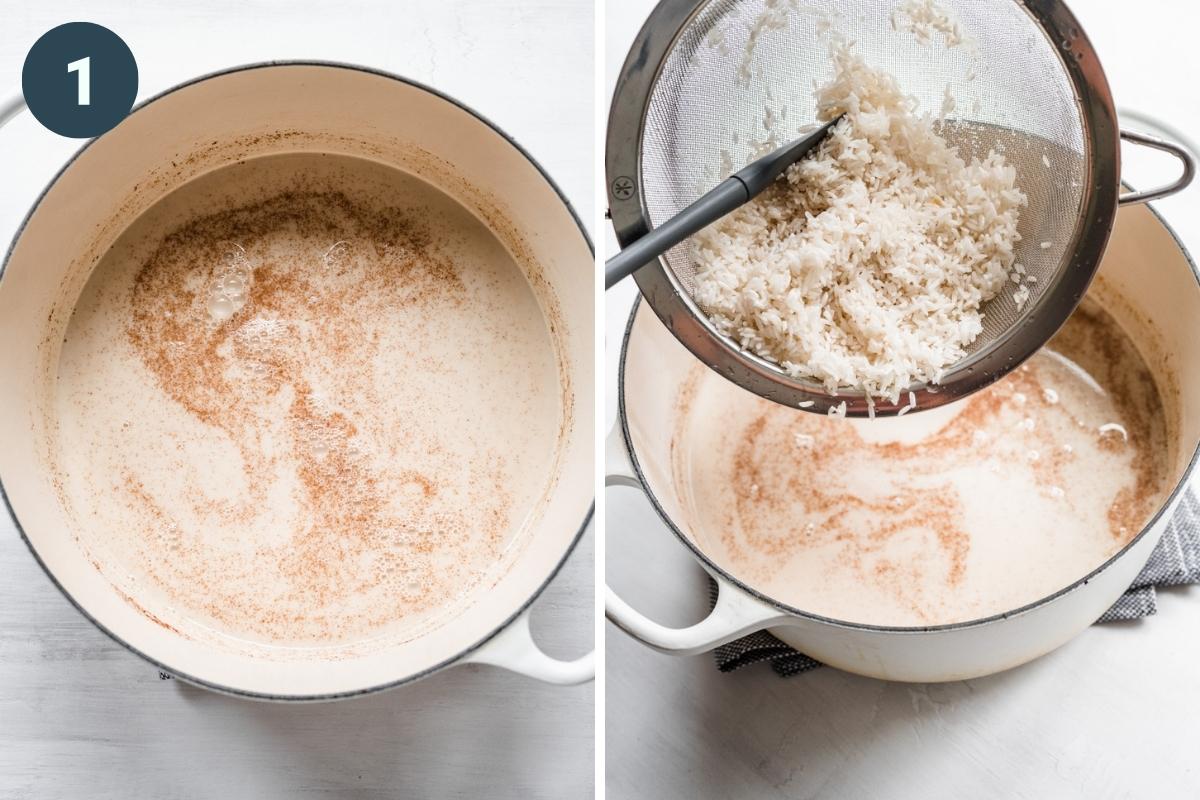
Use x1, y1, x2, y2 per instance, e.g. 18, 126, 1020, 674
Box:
692, 43, 1027, 402
736, 0, 793, 87
891, 0, 969, 48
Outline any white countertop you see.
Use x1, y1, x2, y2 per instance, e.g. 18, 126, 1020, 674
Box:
605, 2, 1200, 797
0, 2, 594, 798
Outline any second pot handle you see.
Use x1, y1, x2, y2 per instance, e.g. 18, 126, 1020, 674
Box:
605, 580, 787, 657
0, 95, 24, 129
462, 607, 594, 685
1119, 128, 1196, 205
604, 423, 787, 655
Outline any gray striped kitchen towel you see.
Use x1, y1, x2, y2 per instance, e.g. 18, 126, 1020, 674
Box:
714, 486, 1200, 677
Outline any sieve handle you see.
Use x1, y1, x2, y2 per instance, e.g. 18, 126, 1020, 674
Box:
1118, 128, 1196, 205
605, 177, 748, 289
604, 423, 788, 655
605, 116, 842, 289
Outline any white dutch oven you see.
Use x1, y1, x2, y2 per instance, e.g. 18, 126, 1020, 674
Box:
607, 199, 1200, 682
0, 63, 593, 700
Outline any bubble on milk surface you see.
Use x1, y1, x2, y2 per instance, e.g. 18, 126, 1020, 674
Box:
206, 242, 253, 324
323, 240, 352, 271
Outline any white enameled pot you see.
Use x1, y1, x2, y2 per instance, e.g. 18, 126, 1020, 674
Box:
0, 63, 594, 700
607, 199, 1200, 682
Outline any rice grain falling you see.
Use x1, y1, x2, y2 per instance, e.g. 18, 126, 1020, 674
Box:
692, 43, 1027, 402
891, 0, 970, 48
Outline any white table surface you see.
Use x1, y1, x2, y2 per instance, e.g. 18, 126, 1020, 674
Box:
605, 2, 1200, 798
0, 3, 594, 798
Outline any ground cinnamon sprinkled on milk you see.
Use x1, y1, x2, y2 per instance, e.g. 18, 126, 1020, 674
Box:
672, 296, 1171, 625
52, 154, 561, 649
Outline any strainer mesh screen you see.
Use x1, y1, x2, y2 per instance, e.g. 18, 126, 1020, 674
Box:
640, 0, 1088, 355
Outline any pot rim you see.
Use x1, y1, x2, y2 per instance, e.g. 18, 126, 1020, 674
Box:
617, 199, 1200, 635
0, 60, 594, 702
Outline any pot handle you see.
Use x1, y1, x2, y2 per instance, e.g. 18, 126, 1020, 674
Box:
0, 95, 24, 130
605, 423, 787, 655
0, 95, 25, 130
1118, 128, 1196, 205
462, 607, 594, 685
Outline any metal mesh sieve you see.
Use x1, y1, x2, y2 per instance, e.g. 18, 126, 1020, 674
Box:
607, 0, 1192, 416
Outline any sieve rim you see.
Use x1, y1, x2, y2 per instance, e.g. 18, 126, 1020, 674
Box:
606, 0, 1122, 416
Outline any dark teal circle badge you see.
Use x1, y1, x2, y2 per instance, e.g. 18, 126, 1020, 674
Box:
22, 22, 138, 138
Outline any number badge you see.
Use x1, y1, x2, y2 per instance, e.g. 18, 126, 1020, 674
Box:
22, 22, 137, 138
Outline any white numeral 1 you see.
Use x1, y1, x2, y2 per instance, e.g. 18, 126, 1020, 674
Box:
67, 57, 91, 106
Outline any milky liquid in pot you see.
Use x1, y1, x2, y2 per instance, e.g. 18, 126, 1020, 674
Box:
672, 298, 1172, 626
52, 153, 561, 651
